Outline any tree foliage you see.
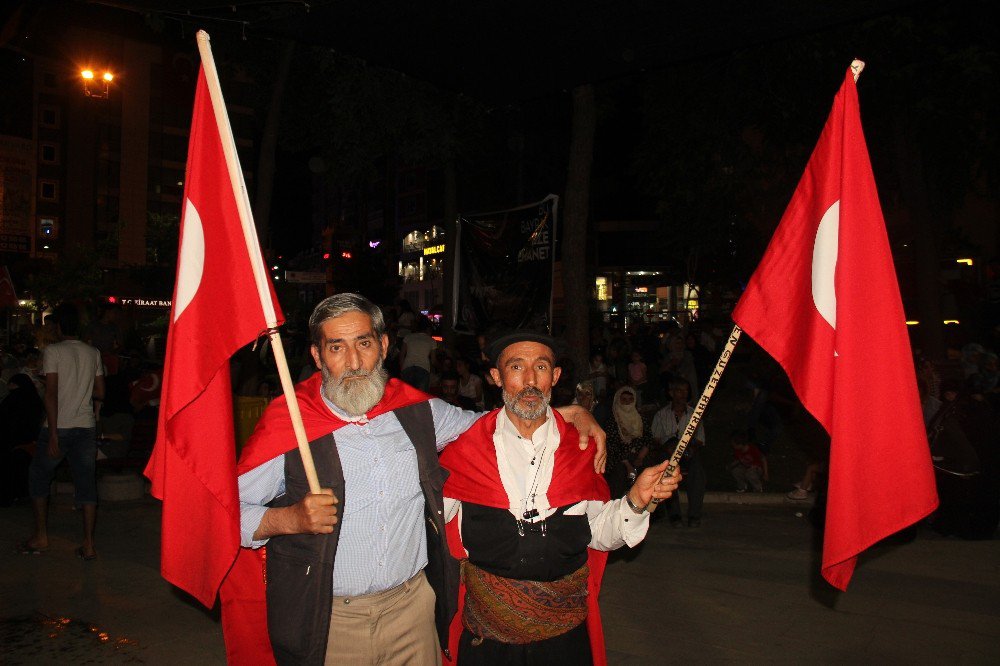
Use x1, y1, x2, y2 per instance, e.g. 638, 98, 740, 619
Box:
630, 2, 998, 287
328, 248, 401, 306
280, 47, 491, 186
24, 253, 105, 306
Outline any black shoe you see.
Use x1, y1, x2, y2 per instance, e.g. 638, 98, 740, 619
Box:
688, 517, 701, 528
669, 516, 683, 528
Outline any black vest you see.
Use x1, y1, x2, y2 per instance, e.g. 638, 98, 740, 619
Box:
461, 504, 591, 581
264, 401, 459, 666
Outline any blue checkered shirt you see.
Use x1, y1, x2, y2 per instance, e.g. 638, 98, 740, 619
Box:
238, 393, 479, 596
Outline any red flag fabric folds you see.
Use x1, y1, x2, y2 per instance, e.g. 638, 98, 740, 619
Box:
144, 63, 283, 633
732, 66, 937, 590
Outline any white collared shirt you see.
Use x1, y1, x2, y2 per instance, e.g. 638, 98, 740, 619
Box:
651, 403, 705, 446
444, 407, 649, 552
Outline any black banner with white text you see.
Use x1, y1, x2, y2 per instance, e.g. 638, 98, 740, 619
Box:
453, 194, 558, 334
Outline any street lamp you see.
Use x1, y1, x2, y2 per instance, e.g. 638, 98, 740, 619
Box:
81, 69, 114, 98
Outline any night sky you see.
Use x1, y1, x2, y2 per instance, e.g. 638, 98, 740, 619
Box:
233, 0, 998, 269
3, 1, 996, 271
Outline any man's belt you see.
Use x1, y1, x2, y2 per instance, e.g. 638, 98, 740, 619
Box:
461, 560, 589, 645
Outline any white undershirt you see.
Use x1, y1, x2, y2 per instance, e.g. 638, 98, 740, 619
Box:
444, 407, 649, 553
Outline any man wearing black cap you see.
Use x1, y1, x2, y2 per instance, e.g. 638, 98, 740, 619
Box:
439, 330, 680, 664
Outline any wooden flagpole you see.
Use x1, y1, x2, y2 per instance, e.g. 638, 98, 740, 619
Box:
196, 30, 321, 494
648, 324, 742, 508
649, 59, 866, 509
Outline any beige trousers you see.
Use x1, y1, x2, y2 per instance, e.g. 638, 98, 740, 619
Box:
325, 570, 442, 666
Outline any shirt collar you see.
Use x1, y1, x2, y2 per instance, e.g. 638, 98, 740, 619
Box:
496, 406, 559, 451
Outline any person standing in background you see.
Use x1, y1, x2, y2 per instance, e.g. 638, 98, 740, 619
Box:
400, 316, 436, 391
18, 303, 104, 559
651, 378, 705, 528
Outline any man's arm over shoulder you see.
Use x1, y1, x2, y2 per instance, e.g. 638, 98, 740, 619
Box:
554, 405, 607, 472
429, 398, 482, 451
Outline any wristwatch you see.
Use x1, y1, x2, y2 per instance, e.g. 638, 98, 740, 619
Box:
624, 493, 646, 515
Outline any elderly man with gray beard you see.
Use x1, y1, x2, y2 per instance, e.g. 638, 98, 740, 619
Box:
236, 294, 606, 666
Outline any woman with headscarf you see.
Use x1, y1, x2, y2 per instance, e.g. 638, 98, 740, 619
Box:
604, 385, 654, 497
0, 373, 45, 505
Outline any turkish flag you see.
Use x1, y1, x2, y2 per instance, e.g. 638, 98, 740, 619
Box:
144, 64, 282, 662
732, 65, 938, 590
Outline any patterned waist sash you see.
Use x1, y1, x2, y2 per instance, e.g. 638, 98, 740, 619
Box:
461, 560, 589, 645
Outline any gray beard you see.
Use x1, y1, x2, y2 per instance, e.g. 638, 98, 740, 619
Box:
321, 356, 389, 417
502, 386, 549, 420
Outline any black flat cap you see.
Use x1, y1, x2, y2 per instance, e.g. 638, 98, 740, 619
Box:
487, 330, 559, 367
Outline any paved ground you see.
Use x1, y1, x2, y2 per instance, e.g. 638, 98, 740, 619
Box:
2, 491, 998, 664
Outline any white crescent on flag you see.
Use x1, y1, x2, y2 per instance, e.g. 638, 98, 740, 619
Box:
174, 198, 205, 323
812, 200, 839, 331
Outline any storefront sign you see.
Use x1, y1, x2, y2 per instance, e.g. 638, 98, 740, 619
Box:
130, 298, 171, 308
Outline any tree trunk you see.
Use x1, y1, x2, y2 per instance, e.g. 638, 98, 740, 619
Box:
894, 120, 944, 357
442, 158, 458, 346
253, 39, 296, 249
562, 84, 596, 382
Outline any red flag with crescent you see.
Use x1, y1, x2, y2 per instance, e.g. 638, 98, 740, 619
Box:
144, 63, 283, 663
732, 65, 937, 590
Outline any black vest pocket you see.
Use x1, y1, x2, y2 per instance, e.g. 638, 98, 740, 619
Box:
266, 550, 330, 665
